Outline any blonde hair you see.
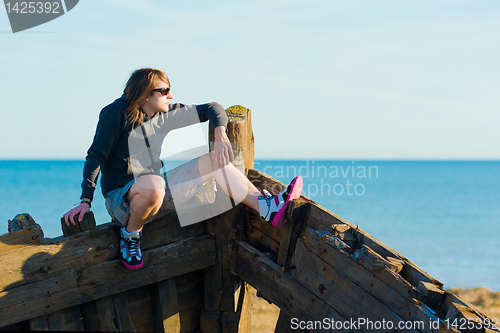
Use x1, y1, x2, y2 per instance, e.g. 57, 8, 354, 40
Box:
123, 68, 171, 126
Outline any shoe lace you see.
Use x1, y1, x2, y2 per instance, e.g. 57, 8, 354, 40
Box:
262, 189, 273, 198
125, 237, 140, 256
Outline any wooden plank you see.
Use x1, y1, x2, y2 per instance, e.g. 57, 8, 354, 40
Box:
229, 240, 356, 332
237, 282, 252, 333
80, 301, 101, 332
200, 308, 221, 333
0, 234, 216, 327
245, 222, 280, 254
302, 228, 443, 330
179, 304, 202, 333
246, 212, 282, 245
418, 281, 445, 310
305, 200, 444, 289
272, 197, 309, 333
276, 199, 308, 267
96, 296, 118, 332
0, 225, 43, 253
128, 285, 155, 332
441, 291, 500, 332
445, 302, 485, 333
27, 315, 49, 331
141, 211, 207, 250
46, 306, 86, 331
7, 213, 38, 232
247, 172, 443, 293
152, 278, 181, 333
61, 211, 96, 237
112, 291, 135, 332
26, 211, 94, 331
220, 281, 252, 333
292, 238, 416, 333
204, 208, 241, 313
0, 226, 119, 292
175, 271, 204, 333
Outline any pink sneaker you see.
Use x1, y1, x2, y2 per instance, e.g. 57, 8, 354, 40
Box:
257, 176, 303, 228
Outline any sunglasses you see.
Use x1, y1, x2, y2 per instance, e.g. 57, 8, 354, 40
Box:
151, 87, 171, 96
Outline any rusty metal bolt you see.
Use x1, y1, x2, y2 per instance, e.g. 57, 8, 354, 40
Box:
280, 265, 296, 273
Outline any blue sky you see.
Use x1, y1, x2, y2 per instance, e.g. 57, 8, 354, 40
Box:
1, 0, 499, 160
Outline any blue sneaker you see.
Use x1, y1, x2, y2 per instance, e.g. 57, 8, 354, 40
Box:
120, 228, 143, 269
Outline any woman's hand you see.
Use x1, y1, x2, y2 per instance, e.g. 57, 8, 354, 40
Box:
213, 126, 234, 168
63, 202, 91, 226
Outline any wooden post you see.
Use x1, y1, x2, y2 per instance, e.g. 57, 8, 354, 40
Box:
274, 199, 308, 333
61, 211, 96, 236
209, 105, 254, 175
203, 105, 254, 332
151, 278, 181, 333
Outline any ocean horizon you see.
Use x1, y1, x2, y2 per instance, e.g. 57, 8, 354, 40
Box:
1, 159, 499, 291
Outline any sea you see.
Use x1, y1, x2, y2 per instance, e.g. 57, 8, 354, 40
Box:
0, 160, 499, 291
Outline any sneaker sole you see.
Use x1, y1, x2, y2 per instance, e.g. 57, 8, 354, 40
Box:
272, 176, 303, 228
122, 260, 143, 269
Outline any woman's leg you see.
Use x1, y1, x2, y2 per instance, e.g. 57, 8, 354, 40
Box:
125, 175, 166, 232
197, 152, 261, 211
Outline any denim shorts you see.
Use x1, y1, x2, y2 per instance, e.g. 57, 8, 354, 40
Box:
105, 157, 216, 228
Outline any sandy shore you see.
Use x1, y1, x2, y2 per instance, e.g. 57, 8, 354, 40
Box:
250, 287, 500, 332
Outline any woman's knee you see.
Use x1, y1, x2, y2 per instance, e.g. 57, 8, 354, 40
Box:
129, 175, 166, 205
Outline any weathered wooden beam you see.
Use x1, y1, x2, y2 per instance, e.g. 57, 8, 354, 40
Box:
172, 270, 204, 332
245, 208, 282, 245
229, 240, 355, 332
307, 201, 444, 289
418, 281, 445, 310
276, 198, 308, 268
292, 238, 417, 333
247, 169, 444, 291
7, 213, 38, 232
273, 199, 309, 333
0, 225, 43, 254
0, 226, 119, 292
331, 224, 357, 250
220, 282, 252, 333
25, 212, 95, 331
95, 296, 119, 332
302, 228, 447, 331
445, 302, 485, 333
245, 220, 280, 254
0, 234, 216, 328
112, 291, 136, 332
141, 211, 207, 250
440, 287, 500, 333
61, 211, 96, 237
210, 105, 254, 175
204, 208, 242, 313
151, 278, 181, 333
